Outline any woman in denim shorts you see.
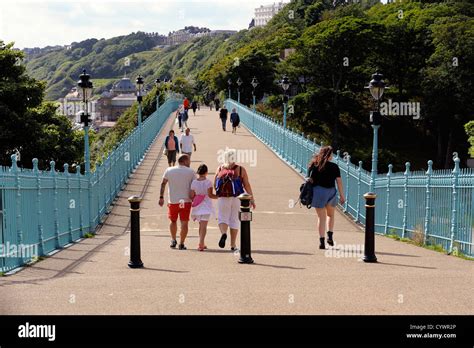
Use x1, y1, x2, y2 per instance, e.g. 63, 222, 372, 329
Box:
307, 146, 346, 250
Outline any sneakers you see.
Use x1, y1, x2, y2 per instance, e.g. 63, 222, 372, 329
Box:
319, 237, 326, 250
231, 247, 239, 252
327, 231, 334, 247
170, 240, 178, 249
178, 244, 187, 250
219, 234, 227, 248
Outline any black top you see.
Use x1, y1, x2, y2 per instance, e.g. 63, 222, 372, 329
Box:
309, 162, 341, 189
220, 108, 228, 119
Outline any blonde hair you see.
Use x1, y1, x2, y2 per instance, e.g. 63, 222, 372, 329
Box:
223, 149, 237, 168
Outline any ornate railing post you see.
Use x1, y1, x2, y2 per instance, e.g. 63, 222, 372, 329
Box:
344, 154, 351, 213
384, 164, 393, 235
11, 155, 22, 263
402, 162, 410, 238
356, 161, 363, 222
76, 165, 84, 238
64, 164, 73, 243
450, 156, 460, 253
424, 161, 433, 245
33, 159, 44, 256
51, 161, 60, 248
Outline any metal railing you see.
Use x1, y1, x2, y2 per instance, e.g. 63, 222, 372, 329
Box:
226, 99, 474, 257
0, 98, 180, 272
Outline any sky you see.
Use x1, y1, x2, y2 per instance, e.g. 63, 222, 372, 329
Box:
0, 0, 275, 49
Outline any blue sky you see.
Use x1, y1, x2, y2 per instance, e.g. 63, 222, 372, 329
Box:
0, 0, 271, 48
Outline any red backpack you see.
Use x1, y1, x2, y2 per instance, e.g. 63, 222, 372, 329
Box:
216, 165, 244, 198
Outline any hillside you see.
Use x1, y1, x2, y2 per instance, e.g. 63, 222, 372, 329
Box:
24, 31, 241, 100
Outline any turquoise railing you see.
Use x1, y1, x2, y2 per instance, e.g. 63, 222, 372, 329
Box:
0, 98, 180, 272
226, 99, 474, 257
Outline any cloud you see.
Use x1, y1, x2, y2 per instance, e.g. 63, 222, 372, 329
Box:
0, 0, 269, 48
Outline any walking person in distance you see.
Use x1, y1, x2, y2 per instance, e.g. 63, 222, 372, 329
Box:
219, 105, 228, 132
164, 130, 180, 167
307, 146, 346, 250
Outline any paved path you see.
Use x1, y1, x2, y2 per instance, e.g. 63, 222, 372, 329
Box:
0, 107, 472, 315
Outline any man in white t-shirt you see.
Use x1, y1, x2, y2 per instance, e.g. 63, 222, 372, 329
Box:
180, 128, 196, 160
159, 154, 196, 250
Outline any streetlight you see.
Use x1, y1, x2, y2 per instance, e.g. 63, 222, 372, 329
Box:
281, 75, 290, 129
136, 75, 144, 155
365, 72, 387, 193
155, 78, 161, 110
251, 77, 259, 111
77, 69, 93, 175
237, 77, 243, 104
228, 78, 232, 99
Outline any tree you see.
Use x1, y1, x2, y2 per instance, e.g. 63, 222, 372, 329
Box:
0, 41, 82, 169
466, 121, 474, 158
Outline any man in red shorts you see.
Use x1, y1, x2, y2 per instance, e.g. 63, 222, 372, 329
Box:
159, 154, 196, 250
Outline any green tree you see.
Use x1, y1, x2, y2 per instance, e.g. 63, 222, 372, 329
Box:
0, 41, 82, 169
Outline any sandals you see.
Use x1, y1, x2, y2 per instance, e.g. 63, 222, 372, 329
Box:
198, 244, 208, 252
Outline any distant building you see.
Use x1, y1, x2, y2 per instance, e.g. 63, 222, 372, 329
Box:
59, 76, 146, 129
164, 27, 237, 46
254, 1, 289, 27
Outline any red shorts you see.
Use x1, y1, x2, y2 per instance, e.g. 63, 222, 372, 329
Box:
168, 203, 192, 222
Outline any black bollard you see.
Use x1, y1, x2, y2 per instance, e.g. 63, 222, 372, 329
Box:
363, 193, 378, 263
128, 196, 144, 269
238, 193, 254, 264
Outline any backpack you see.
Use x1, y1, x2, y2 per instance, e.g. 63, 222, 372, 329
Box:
216, 165, 244, 197
298, 167, 314, 209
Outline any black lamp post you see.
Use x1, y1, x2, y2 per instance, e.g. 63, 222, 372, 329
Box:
365, 72, 386, 193
77, 69, 93, 175
228, 78, 232, 99
237, 77, 243, 104
155, 78, 161, 110
251, 77, 259, 132
136, 75, 144, 155
281, 75, 290, 129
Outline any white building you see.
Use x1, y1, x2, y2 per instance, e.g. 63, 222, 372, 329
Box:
254, 1, 289, 27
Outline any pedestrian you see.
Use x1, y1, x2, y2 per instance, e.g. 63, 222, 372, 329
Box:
191, 100, 198, 116
214, 98, 220, 111
209, 100, 214, 111
164, 130, 180, 167
180, 128, 196, 160
219, 105, 228, 132
183, 97, 190, 111
176, 106, 183, 131
307, 146, 346, 250
214, 149, 256, 251
181, 107, 189, 131
190, 164, 218, 251
159, 154, 196, 250
230, 108, 240, 134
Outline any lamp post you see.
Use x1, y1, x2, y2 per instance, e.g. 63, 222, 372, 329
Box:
155, 78, 161, 110
77, 69, 93, 175
136, 75, 144, 156
228, 78, 232, 100
237, 77, 243, 104
251, 77, 259, 132
281, 75, 290, 129
365, 72, 387, 193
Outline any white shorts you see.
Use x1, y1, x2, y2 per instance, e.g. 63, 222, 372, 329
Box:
217, 197, 240, 230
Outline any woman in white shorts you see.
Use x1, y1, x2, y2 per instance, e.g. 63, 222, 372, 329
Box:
214, 150, 256, 251
190, 164, 217, 251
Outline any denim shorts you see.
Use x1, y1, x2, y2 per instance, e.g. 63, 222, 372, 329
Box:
311, 186, 337, 209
